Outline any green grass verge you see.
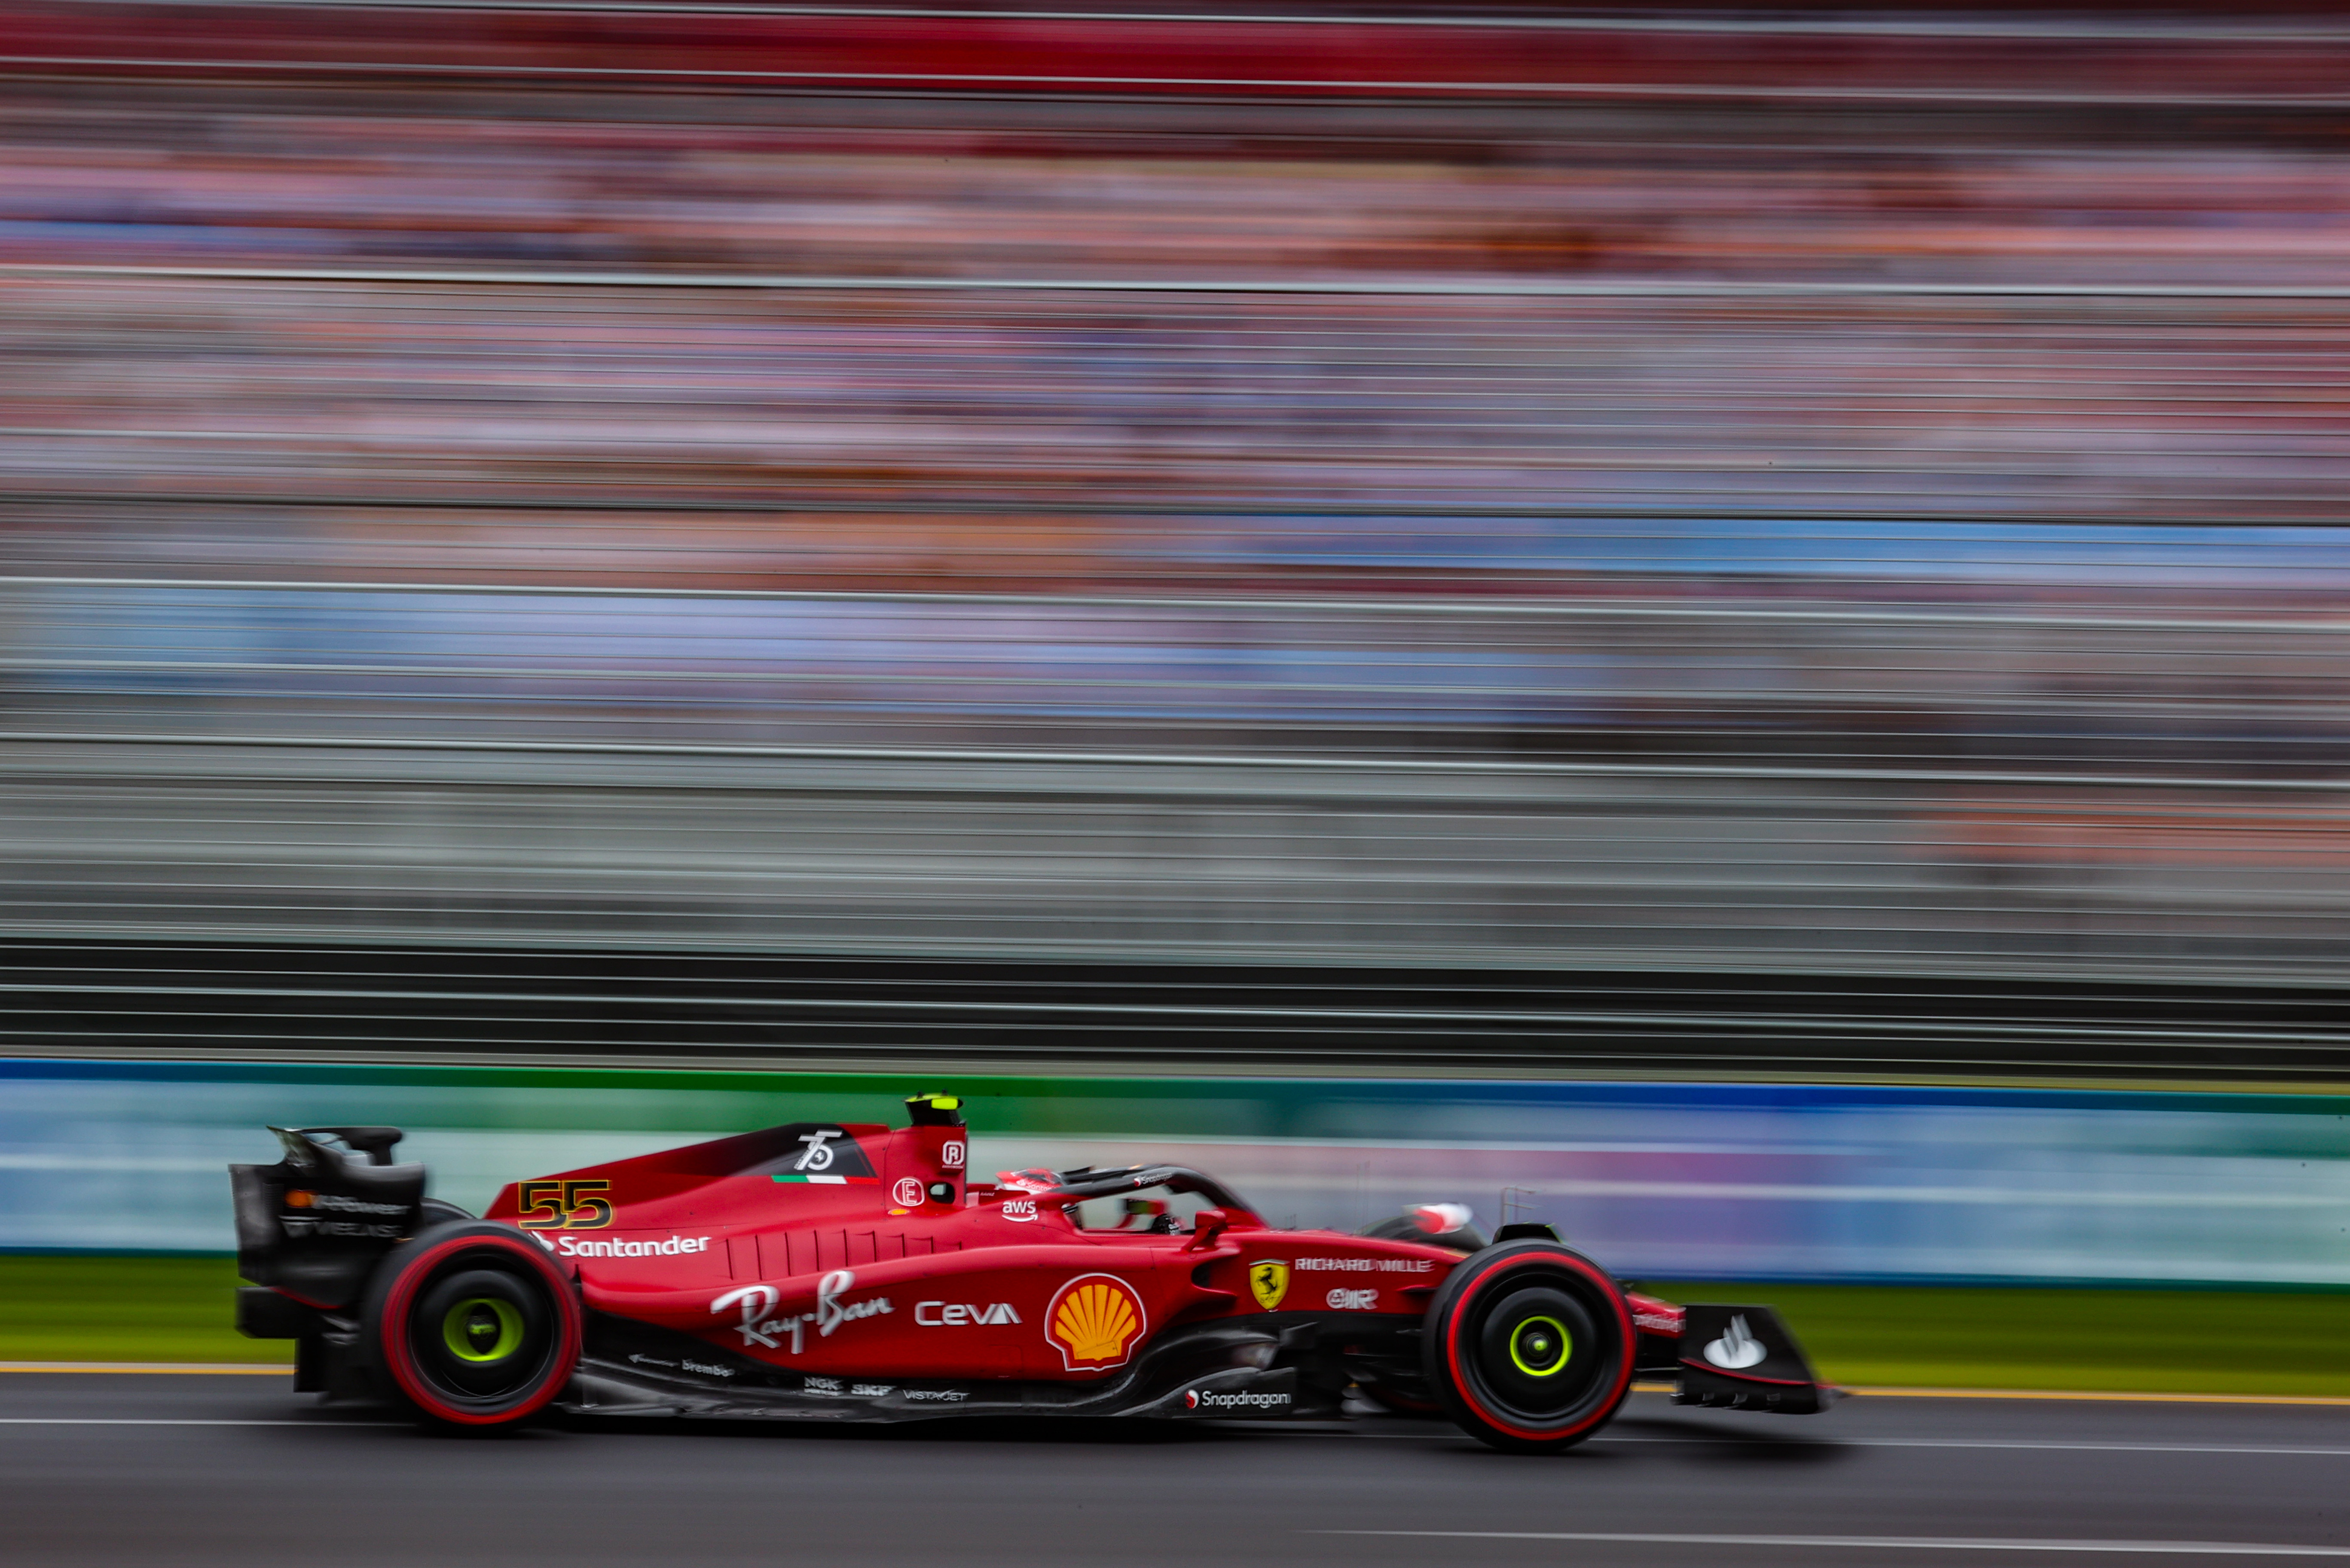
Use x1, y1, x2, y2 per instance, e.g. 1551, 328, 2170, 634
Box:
1651, 1282, 2350, 1397
0, 1256, 290, 1364
4, 1259, 2345, 1394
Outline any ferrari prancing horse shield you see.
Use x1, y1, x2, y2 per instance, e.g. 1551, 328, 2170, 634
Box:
1249, 1260, 1290, 1311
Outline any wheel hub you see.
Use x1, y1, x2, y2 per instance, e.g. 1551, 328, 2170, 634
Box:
1508, 1315, 1572, 1377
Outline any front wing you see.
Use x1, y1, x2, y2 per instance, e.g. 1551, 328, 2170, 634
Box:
1657, 1302, 1835, 1414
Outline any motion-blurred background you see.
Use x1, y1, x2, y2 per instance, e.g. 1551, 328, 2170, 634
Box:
5, 0, 2350, 1389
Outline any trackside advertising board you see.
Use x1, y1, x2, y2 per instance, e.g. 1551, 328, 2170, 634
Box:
5, 1060, 2350, 1285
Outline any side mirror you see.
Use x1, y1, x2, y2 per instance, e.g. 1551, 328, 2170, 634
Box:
1183, 1207, 1233, 1252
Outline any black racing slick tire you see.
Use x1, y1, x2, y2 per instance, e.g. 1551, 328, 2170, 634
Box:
361, 1221, 581, 1428
1422, 1241, 1636, 1454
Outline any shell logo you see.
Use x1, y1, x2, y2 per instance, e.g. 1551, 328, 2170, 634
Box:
1044, 1273, 1148, 1372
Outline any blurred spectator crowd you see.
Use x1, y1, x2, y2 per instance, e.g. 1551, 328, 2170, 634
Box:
3, 1, 2350, 772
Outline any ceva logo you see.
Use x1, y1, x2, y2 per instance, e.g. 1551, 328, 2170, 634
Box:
915, 1301, 1022, 1326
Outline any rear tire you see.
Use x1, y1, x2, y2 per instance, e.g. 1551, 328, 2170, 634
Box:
1422, 1242, 1635, 1453
362, 1222, 581, 1428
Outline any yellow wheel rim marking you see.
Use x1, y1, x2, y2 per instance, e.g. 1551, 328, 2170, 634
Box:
441, 1297, 525, 1363
1509, 1315, 1572, 1377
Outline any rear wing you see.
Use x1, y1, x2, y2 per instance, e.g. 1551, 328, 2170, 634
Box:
228, 1126, 426, 1309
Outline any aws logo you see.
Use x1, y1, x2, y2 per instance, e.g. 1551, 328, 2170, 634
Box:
1045, 1274, 1147, 1372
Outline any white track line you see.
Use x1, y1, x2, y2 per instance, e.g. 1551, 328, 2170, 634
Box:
0, 1418, 382, 1427
1, 1421, 2346, 1457
1312, 1532, 2350, 1557
1597, 1437, 2350, 1458
1307, 1432, 2350, 1456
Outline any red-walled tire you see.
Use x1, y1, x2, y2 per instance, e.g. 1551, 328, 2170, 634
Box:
1422, 1242, 1636, 1454
362, 1221, 581, 1428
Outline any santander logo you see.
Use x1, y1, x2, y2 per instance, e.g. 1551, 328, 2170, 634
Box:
1702, 1314, 1769, 1370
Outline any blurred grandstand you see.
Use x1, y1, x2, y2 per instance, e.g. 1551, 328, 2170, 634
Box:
6, 0, 2350, 1079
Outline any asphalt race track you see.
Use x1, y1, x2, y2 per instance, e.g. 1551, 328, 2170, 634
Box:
5, 1374, 2349, 1566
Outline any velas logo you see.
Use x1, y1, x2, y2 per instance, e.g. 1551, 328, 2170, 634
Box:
1045, 1274, 1147, 1372
1248, 1260, 1290, 1312
304, 1193, 408, 1216
1702, 1314, 1769, 1370
283, 1216, 399, 1239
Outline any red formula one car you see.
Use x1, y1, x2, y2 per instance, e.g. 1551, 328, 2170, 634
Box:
230, 1095, 1831, 1452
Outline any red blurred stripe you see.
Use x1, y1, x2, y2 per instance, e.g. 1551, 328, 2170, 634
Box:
0, 2, 2346, 101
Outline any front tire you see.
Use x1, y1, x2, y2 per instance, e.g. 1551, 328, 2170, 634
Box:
362, 1221, 581, 1428
1422, 1242, 1635, 1453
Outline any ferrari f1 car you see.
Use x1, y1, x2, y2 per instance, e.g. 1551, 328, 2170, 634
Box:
229, 1095, 1831, 1452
